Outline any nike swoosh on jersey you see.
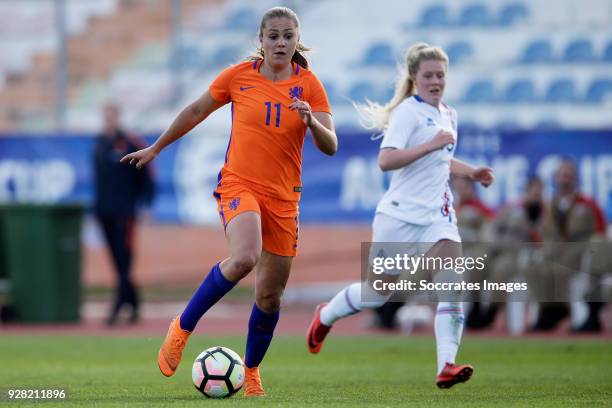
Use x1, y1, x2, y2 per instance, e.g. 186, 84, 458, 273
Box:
240, 86, 256, 91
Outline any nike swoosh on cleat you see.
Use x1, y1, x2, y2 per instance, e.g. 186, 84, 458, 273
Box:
240, 86, 256, 91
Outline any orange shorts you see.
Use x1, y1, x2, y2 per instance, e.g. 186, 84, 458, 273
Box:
214, 181, 299, 257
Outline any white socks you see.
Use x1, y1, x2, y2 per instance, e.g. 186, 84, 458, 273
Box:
320, 285, 466, 376
320, 282, 388, 326
434, 302, 465, 374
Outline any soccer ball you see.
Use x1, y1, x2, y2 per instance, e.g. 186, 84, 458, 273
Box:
192, 346, 245, 398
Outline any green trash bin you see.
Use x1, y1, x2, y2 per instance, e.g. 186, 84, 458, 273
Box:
0, 204, 83, 323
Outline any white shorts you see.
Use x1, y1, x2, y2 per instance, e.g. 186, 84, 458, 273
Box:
372, 212, 461, 245
368, 212, 461, 275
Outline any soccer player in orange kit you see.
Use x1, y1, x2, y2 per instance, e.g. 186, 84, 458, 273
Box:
121, 6, 337, 397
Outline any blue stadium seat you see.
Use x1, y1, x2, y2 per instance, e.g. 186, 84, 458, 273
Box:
498, 3, 529, 26
446, 41, 473, 65
380, 84, 395, 102
463, 80, 496, 103
496, 120, 522, 132
225, 8, 257, 31
505, 79, 536, 103
211, 45, 243, 67
545, 78, 577, 103
521, 40, 554, 63
602, 41, 612, 62
563, 39, 595, 62
180, 45, 206, 69
348, 81, 378, 102
457, 121, 480, 133
534, 119, 561, 130
458, 4, 490, 26
362, 42, 395, 67
322, 81, 345, 105
419, 4, 449, 27
585, 78, 612, 103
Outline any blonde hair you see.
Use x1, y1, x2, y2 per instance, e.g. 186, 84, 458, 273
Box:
356, 42, 449, 131
248, 6, 310, 69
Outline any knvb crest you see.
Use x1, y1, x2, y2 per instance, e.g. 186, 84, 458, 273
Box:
229, 197, 241, 211
289, 86, 303, 99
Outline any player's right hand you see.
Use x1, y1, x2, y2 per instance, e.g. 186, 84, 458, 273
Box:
120, 146, 158, 169
430, 130, 456, 150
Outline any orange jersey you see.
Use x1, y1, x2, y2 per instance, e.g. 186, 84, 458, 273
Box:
209, 59, 331, 201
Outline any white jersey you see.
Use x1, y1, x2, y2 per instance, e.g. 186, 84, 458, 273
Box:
376, 95, 458, 226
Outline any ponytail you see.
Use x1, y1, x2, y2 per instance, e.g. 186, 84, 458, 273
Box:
291, 44, 309, 69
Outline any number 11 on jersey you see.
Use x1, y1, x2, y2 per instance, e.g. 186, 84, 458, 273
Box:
264, 102, 281, 127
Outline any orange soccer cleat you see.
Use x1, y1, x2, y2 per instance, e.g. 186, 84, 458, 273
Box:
436, 363, 474, 389
306, 303, 331, 354
157, 316, 191, 377
243, 366, 266, 397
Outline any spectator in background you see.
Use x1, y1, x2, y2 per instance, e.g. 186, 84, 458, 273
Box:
451, 177, 496, 329
93, 103, 155, 326
529, 159, 606, 332
453, 177, 495, 242
471, 175, 547, 330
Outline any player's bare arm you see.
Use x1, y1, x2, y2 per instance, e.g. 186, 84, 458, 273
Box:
290, 98, 337, 155
378, 130, 455, 171
121, 91, 225, 168
450, 158, 494, 187
309, 112, 337, 155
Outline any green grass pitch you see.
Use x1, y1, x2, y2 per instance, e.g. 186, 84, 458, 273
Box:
1, 335, 611, 407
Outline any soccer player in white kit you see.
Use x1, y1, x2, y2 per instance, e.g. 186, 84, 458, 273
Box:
306, 43, 494, 389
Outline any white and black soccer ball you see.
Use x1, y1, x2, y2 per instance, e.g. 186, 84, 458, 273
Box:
192, 346, 245, 398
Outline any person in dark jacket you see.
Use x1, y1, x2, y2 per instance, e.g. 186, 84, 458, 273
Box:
93, 103, 155, 325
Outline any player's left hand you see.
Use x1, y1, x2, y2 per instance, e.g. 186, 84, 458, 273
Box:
470, 167, 495, 187
289, 98, 313, 126
120, 146, 157, 169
